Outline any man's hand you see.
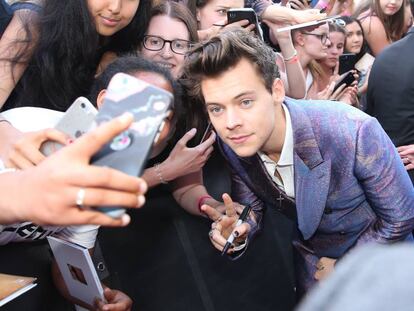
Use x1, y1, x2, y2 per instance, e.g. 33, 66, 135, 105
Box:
2, 112, 147, 227
94, 288, 132, 311
201, 193, 250, 254
397, 144, 414, 171
314, 257, 337, 281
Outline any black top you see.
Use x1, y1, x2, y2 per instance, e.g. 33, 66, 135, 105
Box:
366, 27, 414, 147
0, 0, 12, 38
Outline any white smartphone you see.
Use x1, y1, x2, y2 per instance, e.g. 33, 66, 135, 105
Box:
40, 97, 98, 156
276, 15, 341, 32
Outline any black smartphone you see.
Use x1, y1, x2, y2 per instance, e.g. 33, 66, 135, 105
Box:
92, 73, 173, 218
227, 8, 263, 40
339, 53, 357, 75
333, 71, 356, 93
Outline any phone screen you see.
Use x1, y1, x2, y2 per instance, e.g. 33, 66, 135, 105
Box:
339, 53, 357, 75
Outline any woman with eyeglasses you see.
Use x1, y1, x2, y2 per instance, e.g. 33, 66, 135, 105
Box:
138, 1, 235, 218
355, 0, 407, 56
292, 22, 352, 102
316, 22, 358, 106
140, 2, 197, 79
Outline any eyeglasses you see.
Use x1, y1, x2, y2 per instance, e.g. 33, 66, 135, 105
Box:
331, 18, 346, 27
143, 35, 193, 55
302, 32, 330, 45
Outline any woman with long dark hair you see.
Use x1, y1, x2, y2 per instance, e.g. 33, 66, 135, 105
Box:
355, 0, 406, 55
0, 0, 150, 169
0, 0, 151, 112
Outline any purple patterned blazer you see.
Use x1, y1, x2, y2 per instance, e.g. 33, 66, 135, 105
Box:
218, 99, 414, 294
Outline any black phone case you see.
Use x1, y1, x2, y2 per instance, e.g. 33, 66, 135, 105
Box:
339, 53, 357, 75
333, 71, 355, 93
91, 73, 172, 217
227, 9, 263, 40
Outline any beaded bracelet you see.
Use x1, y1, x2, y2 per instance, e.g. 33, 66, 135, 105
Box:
154, 163, 168, 184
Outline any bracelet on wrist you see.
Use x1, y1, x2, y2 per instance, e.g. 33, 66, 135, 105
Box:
283, 49, 298, 62
197, 195, 212, 213
154, 163, 168, 184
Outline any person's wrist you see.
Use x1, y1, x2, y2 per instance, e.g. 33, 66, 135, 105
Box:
154, 162, 168, 184
197, 195, 213, 214
282, 48, 297, 62
160, 158, 178, 182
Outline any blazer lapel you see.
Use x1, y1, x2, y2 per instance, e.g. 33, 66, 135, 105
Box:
286, 100, 332, 240
239, 154, 283, 203
294, 155, 331, 240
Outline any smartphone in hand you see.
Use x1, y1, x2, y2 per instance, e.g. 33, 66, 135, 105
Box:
91, 73, 173, 218
40, 97, 97, 156
333, 70, 356, 93
339, 53, 357, 75
227, 8, 264, 40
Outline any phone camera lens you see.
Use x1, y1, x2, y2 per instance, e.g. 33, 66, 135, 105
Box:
81, 103, 86, 109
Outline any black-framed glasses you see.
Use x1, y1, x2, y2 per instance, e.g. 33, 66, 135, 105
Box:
302, 32, 330, 45
143, 35, 193, 55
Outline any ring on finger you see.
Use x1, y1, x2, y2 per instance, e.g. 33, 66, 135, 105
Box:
76, 188, 86, 208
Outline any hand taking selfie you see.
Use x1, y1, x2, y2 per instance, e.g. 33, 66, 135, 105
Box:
0, 113, 147, 227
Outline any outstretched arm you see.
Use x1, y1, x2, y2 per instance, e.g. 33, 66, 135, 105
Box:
0, 113, 147, 226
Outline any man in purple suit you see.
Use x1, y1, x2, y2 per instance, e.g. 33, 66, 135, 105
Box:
183, 28, 414, 295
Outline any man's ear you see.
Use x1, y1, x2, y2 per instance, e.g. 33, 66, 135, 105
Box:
96, 89, 107, 109
271, 78, 285, 104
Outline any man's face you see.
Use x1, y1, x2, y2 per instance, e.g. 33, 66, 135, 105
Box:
201, 58, 285, 157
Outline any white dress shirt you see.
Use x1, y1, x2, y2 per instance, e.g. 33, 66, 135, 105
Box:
258, 104, 295, 199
